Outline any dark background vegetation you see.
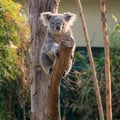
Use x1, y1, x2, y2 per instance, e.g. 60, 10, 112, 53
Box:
0, 0, 120, 120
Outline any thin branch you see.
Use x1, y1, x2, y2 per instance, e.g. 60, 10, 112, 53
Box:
47, 35, 75, 120
76, 0, 104, 120
100, 0, 112, 120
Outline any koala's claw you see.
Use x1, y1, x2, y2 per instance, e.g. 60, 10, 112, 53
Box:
56, 49, 59, 58
49, 67, 53, 74
63, 71, 67, 77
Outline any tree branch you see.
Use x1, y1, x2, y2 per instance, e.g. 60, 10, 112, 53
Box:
47, 35, 74, 120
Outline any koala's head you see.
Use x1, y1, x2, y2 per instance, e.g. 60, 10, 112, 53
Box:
40, 12, 76, 35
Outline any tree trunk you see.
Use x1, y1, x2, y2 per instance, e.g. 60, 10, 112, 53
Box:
28, 0, 60, 120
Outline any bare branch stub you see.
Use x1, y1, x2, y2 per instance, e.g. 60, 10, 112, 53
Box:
47, 35, 74, 120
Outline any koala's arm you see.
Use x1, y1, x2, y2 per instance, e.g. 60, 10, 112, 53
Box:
40, 36, 59, 75
45, 36, 59, 59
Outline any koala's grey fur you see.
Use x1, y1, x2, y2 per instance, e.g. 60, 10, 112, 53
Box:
40, 12, 76, 76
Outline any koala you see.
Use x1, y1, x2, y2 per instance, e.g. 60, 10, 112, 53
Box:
40, 12, 76, 76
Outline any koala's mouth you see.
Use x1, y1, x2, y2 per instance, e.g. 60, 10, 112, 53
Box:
56, 29, 61, 32
54, 25, 63, 34
54, 29, 62, 34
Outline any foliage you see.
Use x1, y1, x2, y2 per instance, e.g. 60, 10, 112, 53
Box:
110, 21, 120, 49
61, 52, 98, 120
61, 21, 120, 120
0, 0, 30, 120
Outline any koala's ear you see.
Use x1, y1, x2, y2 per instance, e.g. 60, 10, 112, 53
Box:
63, 12, 76, 26
40, 12, 53, 26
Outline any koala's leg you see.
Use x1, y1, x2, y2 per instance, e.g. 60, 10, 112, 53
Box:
40, 53, 53, 75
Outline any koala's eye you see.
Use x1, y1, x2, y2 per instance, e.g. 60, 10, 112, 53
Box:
63, 23, 65, 26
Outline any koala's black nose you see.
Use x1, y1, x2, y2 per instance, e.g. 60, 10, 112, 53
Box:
56, 24, 61, 30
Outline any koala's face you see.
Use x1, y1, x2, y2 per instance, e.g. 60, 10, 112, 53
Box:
40, 12, 76, 35
48, 16, 67, 34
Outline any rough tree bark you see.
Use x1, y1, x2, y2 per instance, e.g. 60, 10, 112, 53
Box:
28, 0, 60, 120
48, 36, 74, 120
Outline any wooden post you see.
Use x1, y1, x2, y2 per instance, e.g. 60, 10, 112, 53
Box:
47, 35, 75, 120
76, 0, 104, 120
100, 0, 112, 120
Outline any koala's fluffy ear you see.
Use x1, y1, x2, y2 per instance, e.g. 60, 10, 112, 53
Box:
63, 12, 76, 26
40, 12, 53, 26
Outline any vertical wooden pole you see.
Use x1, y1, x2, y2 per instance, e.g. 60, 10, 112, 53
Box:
100, 0, 112, 120
76, 0, 104, 120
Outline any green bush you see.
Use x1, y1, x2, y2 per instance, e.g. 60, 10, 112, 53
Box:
0, 0, 30, 120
